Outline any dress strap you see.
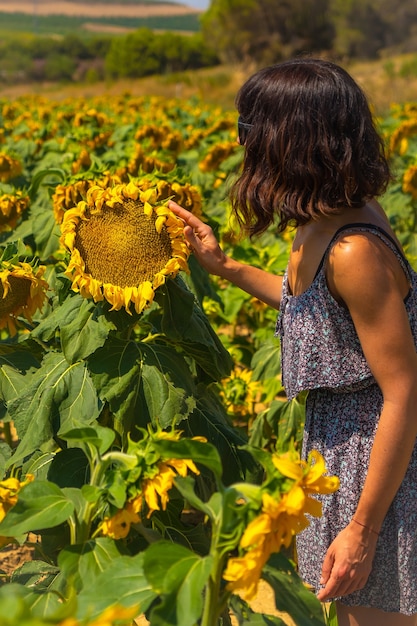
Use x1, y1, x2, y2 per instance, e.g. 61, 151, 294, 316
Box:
313, 222, 411, 282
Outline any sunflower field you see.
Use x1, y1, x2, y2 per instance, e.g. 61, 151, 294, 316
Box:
0, 91, 416, 626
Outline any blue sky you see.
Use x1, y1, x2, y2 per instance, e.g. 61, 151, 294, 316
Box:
183, 0, 210, 9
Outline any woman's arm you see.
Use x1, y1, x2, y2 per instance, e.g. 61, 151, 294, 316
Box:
317, 232, 417, 601
168, 201, 283, 309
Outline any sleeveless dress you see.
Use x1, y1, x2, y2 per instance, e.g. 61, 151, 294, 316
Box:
276, 223, 417, 614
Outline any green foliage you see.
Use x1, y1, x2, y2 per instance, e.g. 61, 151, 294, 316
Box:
201, 0, 417, 66
201, 0, 334, 64
399, 55, 417, 79
1, 89, 415, 625
2, 0, 417, 86
0, 12, 202, 37
105, 29, 218, 79
0, 425, 331, 626
0, 23, 217, 85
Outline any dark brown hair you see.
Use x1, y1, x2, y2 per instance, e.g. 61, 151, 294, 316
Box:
231, 58, 391, 236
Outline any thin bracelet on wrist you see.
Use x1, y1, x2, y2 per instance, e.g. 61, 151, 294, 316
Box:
352, 518, 380, 536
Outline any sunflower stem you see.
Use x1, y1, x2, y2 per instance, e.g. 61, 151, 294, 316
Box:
67, 515, 77, 545
201, 507, 230, 626
201, 551, 228, 626
2, 422, 13, 448
141, 333, 164, 343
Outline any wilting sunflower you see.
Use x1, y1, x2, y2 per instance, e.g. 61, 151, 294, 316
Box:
0, 192, 29, 231
0, 261, 48, 336
0, 153, 22, 183
403, 164, 417, 200
220, 367, 262, 419
71, 148, 92, 174
99, 428, 205, 540
127, 144, 175, 175
142, 457, 200, 517
389, 119, 417, 154
99, 494, 143, 540
223, 449, 339, 601
60, 180, 190, 314
199, 142, 237, 173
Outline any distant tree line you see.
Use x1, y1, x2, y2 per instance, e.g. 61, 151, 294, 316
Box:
201, 0, 417, 65
1, 0, 417, 86
0, 30, 219, 85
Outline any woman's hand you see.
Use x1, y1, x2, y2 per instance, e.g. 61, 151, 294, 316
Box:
168, 200, 283, 308
168, 200, 229, 276
317, 521, 378, 602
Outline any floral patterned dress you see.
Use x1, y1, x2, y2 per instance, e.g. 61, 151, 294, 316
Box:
276, 223, 417, 614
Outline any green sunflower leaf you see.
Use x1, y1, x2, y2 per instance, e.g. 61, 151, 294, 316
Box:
249, 396, 306, 453
58, 538, 127, 594
27, 167, 66, 202
185, 389, 253, 485
262, 553, 326, 626
7, 352, 100, 467
0, 581, 77, 623
152, 438, 222, 478
87, 337, 143, 431
31, 293, 87, 342
157, 277, 233, 381
89, 337, 197, 432
0, 480, 74, 535
60, 298, 116, 363
31, 294, 115, 362
0, 365, 30, 408
0, 341, 42, 410
143, 541, 213, 626
0, 441, 11, 474
141, 344, 197, 428
75, 552, 156, 620
11, 560, 60, 591
32, 204, 61, 259
46, 447, 90, 489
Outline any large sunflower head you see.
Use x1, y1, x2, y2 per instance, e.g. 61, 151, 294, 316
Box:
0, 261, 48, 336
60, 180, 190, 315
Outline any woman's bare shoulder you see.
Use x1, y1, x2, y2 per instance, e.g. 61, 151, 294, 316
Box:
327, 230, 409, 305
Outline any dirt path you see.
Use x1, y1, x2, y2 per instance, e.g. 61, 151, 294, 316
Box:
0, 1, 200, 17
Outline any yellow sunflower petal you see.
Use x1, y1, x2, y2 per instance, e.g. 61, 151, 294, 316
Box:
240, 513, 271, 549
272, 453, 303, 481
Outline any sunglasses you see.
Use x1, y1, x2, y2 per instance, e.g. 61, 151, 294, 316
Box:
238, 116, 254, 145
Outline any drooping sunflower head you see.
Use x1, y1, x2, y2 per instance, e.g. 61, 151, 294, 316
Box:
0, 192, 30, 232
60, 180, 190, 314
0, 154, 22, 183
199, 141, 237, 173
220, 367, 262, 418
389, 119, 417, 154
0, 261, 49, 336
403, 164, 417, 200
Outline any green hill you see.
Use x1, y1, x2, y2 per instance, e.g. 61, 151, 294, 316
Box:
0, 1, 202, 37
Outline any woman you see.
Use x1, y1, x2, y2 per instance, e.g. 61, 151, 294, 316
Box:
169, 58, 417, 626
